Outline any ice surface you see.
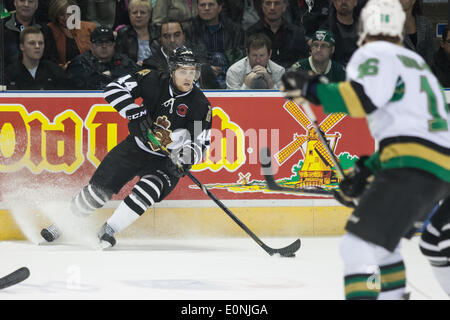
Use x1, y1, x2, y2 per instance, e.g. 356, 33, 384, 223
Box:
0, 236, 448, 300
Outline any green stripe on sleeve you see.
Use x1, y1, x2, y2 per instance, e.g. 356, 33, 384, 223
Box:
317, 83, 350, 114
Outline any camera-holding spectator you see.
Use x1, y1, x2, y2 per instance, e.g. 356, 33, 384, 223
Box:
1, 0, 58, 72
400, 0, 437, 65
226, 33, 285, 89
4, 26, 68, 90
246, 0, 309, 68
143, 19, 221, 89
321, 0, 367, 66
66, 25, 138, 89
187, 0, 246, 89
430, 25, 450, 88
291, 29, 346, 82
115, 0, 155, 67
47, 0, 97, 70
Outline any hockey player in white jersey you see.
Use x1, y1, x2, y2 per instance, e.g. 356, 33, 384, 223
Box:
280, 0, 450, 299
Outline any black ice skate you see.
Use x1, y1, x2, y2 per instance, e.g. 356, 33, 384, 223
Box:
97, 223, 116, 249
40, 224, 61, 242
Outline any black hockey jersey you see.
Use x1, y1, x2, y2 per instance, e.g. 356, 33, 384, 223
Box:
103, 69, 212, 164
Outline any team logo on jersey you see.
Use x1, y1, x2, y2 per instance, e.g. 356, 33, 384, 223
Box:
148, 116, 173, 151
176, 104, 188, 117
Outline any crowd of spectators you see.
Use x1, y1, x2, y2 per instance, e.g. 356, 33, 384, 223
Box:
0, 0, 448, 90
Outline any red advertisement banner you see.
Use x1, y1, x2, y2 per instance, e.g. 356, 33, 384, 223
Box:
0, 92, 375, 202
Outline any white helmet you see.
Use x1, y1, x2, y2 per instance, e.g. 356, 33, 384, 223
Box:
357, 0, 406, 46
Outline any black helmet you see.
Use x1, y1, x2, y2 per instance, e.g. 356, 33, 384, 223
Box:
168, 46, 200, 74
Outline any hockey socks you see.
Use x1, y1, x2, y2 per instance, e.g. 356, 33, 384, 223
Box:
378, 261, 406, 299
344, 273, 380, 300
106, 200, 141, 234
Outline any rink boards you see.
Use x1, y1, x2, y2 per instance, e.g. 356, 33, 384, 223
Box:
1, 90, 448, 240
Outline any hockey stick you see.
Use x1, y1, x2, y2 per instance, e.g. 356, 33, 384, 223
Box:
0, 267, 30, 290
147, 134, 301, 257
292, 99, 359, 207
259, 147, 333, 196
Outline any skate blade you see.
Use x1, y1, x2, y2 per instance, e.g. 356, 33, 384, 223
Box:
96, 240, 113, 250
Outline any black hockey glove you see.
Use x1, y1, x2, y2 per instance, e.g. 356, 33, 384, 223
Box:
166, 147, 193, 178
339, 156, 372, 198
280, 70, 328, 105
126, 107, 152, 144
332, 189, 356, 208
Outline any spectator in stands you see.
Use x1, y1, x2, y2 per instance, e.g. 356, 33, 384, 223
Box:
47, 0, 97, 70
221, 0, 260, 31
430, 25, 450, 88
188, 0, 246, 88
1, 0, 58, 71
115, 0, 155, 67
4, 26, 68, 90
85, 0, 116, 28
66, 25, 138, 89
400, 0, 437, 65
221, 0, 302, 30
246, 0, 309, 68
143, 19, 221, 89
113, 0, 131, 30
321, 0, 367, 66
291, 29, 346, 82
226, 32, 285, 89
301, 0, 330, 38
152, 0, 198, 30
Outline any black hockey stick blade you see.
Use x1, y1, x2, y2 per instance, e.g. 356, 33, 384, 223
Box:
262, 238, 301, 257
260, 147, 333, 196
0, 267, 30, 289
186, 171, 301, 258
146, 134, 301, 258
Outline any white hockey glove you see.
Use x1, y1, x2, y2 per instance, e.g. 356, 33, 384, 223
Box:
166, 147, 193, 178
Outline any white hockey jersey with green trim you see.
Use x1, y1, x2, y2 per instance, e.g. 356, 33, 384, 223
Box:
347, 41, 449, 146
316, 41, 450, 182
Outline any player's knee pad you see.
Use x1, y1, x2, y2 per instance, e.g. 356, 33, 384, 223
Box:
340, 233, 403, 299
340, 233, 396, 273
340, 233, 381, 299
70, 184, 112, 217
419, 222, 449, 267
124, 174, 164, 216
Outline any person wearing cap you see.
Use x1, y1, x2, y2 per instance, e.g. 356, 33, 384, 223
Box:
66, 25, 138, 90
291, 29, 346, 83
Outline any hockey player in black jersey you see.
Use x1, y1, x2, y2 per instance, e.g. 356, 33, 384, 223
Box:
41, 46, 212, 248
